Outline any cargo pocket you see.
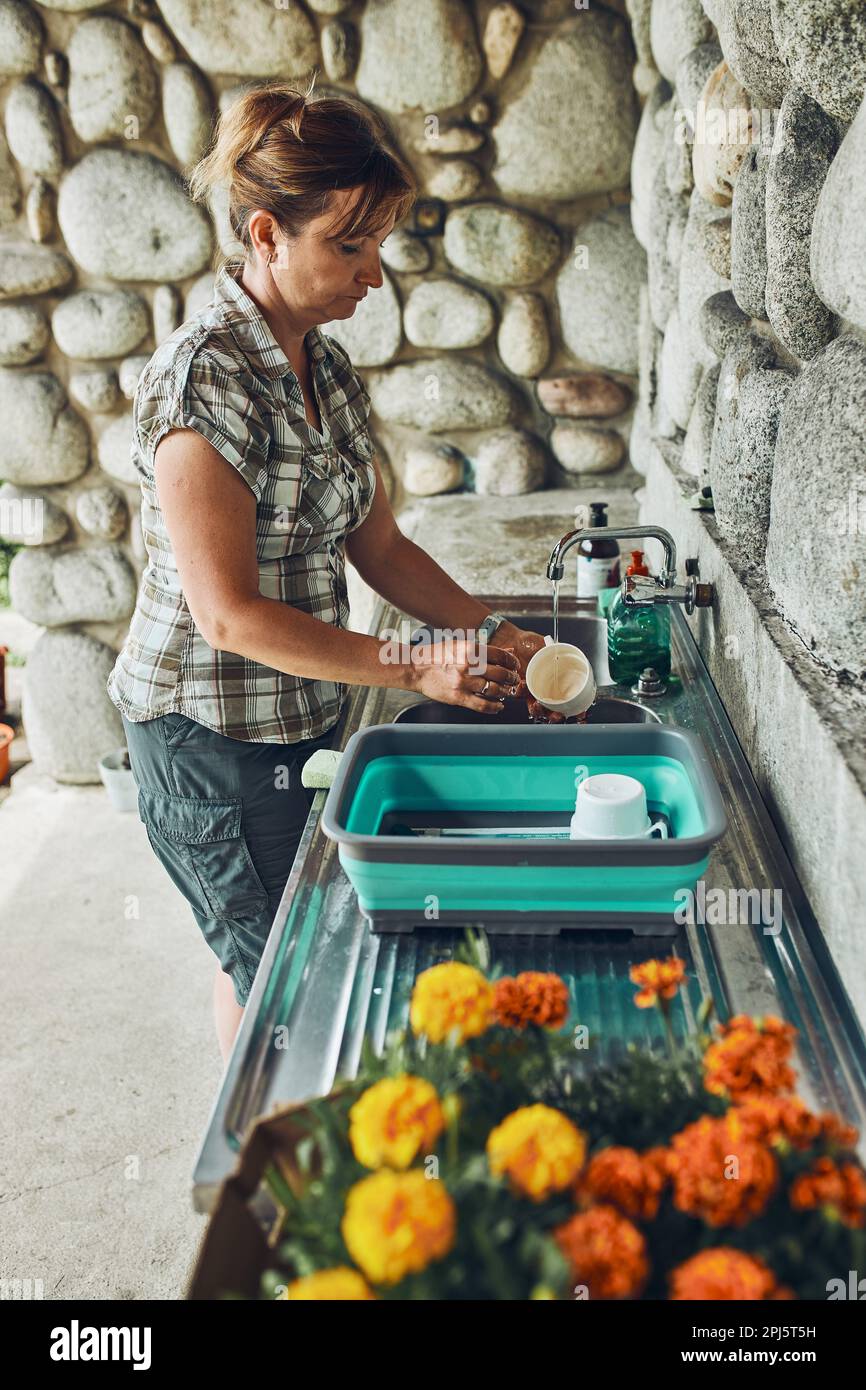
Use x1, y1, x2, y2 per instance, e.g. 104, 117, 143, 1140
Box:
137, 787, 270, 919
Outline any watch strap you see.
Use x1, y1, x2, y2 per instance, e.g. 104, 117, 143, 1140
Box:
477, 612, 507, 643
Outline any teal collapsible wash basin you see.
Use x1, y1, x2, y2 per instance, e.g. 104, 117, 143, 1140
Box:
320, 724, 727, 934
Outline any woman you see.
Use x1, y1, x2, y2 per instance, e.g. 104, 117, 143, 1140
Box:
107, 80, 547, 1062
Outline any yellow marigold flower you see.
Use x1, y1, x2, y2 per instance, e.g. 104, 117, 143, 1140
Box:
629, 956, 686, 1008
348, 1075, 445, 1171
486, 1104, 587, 1201
670, 1249, 781, 1301
341, 1169, 456, 1286
409, 961, 494, 1043
283, 1267, 376, 1300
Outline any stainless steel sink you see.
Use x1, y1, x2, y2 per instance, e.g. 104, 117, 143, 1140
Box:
393, 695, 660, 725
395, 613, 661, 723
586, 697, 661, 724
192, 593, 866, 1211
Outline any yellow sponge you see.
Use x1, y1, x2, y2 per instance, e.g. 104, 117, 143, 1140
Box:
301, 748, 343, 789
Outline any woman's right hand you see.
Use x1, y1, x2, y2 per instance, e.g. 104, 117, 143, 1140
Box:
408, 640, 521, 713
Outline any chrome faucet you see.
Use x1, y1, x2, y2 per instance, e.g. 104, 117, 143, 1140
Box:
546, 524, 713, 615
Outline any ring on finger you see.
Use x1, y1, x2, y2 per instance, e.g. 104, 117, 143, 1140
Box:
481, 678, 490, 696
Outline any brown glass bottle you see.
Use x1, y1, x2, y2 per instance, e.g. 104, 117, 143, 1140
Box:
576, 502, 621, 598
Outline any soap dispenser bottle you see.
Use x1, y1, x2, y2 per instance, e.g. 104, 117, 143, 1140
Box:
606, 549, 672, 685
576, 502, 621, 599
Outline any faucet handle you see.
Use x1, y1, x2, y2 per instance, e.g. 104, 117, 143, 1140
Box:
623, 570, 714, 615
622, 574, 659, 606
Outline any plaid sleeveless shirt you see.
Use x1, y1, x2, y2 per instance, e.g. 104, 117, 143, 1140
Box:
106, 259, 376, 743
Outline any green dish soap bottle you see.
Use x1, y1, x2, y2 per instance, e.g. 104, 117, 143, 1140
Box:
607, 550, 671, 685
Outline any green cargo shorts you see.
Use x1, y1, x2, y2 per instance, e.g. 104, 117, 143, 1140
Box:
122, 711, 337, 1008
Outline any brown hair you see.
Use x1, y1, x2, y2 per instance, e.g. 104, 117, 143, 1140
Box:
188, 73, 418, 257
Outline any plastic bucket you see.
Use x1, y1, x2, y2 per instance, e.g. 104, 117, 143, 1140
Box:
98, 748, 139, 813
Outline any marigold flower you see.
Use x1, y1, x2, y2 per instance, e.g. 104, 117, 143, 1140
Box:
731, 1094, 816, 1148
409, 961, 493, 1043
819, 1113, 860, 1150
670, 1248, 781, 1301
629, 957, 686, 1008
704, 1015, 797, 1099
341, 1169, 456, 1286
493, 971, 570, 1031
282, 1267, 376, 1300
579, 1145, 668, 1221
789, 1157, 866, 1228
487, 1104, 587, 1201
730, 1094, 859, 1154
348, 1075, 445, 1171
554, 1205, 649, 1299
669, 1113, 778, 1227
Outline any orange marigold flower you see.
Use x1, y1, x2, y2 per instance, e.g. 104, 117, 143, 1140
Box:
492, 977, 525, 1028
704, 1015, 797, 1099
790, 1157, 866, 1228
731, 1095, 820, 1148
554, 1205, 649, 1299
629, 957, 686, 1008
670, 1248, 781, 1301
409, 961, 493, 1044
669, 1114, 778, 1227
731, 1095, 859, 1153
486, 1104, 587, 1202
819, 1113, 860, 1150
493, 971, 569, 1031
579, 1146, 668, 1221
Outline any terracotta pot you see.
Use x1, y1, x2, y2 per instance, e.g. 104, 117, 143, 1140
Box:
0, 723, 14, 784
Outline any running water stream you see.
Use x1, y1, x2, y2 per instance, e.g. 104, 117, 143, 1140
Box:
551, 576, 560, 693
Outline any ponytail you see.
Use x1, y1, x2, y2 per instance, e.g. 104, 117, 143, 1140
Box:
187, 74, 416, 260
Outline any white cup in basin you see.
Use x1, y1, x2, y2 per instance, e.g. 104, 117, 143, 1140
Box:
525, 638, 596, 717
569, 771, 668, 840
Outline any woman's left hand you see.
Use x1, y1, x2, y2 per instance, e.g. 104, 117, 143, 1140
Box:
491, 621, 569, 722
488, 621, 546, 699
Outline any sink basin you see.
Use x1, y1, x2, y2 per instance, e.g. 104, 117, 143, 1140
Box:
393, 695, 660, 725
586, 698, 661, 724
396, 614, 662, 724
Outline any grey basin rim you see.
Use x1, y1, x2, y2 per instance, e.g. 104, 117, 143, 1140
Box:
320, 723, 727, 865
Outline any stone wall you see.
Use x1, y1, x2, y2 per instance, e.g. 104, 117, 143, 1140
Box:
0, 0, 654, 783
629, 0, 866, 1018
631, 0, 866, 683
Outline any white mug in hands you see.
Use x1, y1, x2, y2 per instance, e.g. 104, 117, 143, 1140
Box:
569, 770, 669, 841
525, 637, 596, 718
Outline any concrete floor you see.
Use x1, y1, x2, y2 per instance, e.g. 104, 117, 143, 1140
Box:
0, 579, 385, 1302
0, 759, 223, 1300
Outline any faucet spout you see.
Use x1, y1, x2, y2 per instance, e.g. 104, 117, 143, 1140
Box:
546, 524, 679, 586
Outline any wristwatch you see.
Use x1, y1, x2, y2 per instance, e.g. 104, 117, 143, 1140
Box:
477, 612, 508, 643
